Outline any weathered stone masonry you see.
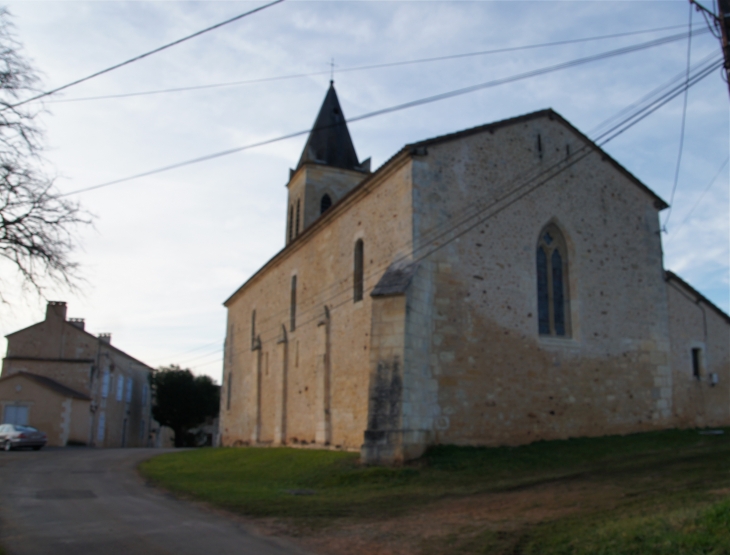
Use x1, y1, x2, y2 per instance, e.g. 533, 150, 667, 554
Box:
219, 86, 730, 464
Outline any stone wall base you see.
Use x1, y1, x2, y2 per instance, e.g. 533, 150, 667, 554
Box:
360, 429, 430, 465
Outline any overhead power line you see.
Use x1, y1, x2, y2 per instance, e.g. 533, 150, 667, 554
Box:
227, 53, 721, 353
670, 156, 729, 237
60, 28, 708, 197
663, 4, 695, 230
50, 22, 705, 104
4, 0, 285, 110
242, 55, 724, 345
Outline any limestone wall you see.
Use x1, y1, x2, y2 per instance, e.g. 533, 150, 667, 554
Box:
285, 164, 367, 242
0, 374, 90, 447
221, 157, 413, 450
667, 277, 730, 428
408, 114, 676, 447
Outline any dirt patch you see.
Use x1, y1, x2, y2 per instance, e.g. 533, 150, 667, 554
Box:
256, 480, 625, 555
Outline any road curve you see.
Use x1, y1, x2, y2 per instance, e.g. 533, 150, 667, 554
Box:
0, 448, 313, 555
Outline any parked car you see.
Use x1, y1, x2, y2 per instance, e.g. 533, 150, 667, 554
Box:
0, 424, 47, 451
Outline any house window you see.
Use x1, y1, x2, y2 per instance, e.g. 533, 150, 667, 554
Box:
290, 275, 297, 331
320, 194, 332, 214
537, 224, 570, 337
691, 348, 702, 379
101, 369, 110, 398
116, 375, 124, 401
125, 377, 133, 403
354, 239, 364, 302
3, 405, 28, 426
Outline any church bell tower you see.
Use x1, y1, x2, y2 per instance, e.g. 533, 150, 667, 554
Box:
285, 82, 370, 245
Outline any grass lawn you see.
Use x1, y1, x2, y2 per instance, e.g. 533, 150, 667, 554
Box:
139, 428, 730, 554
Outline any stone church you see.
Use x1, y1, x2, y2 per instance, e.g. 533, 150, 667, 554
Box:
219, 83, 730, 464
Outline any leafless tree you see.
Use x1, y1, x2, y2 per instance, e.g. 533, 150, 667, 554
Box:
0, 8, 88, 300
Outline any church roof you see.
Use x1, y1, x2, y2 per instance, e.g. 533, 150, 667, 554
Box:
297, 82, 360, 171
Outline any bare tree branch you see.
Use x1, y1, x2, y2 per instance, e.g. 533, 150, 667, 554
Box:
0, 8, 89, 301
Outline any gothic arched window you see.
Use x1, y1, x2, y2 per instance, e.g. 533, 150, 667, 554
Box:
320, 194, 332, 214
353, 239, 364, 302
536, 224, 570, 337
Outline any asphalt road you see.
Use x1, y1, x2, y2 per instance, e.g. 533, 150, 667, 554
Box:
0, 447, 313, 555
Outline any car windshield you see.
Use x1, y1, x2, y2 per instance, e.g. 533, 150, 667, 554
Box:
14, 425, 38, 432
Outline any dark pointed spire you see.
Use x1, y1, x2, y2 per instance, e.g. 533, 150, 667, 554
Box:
297, 82, 360, 171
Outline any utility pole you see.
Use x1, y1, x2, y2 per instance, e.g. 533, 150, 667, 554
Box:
691, 0, 730, 96
719, 0, 730, 93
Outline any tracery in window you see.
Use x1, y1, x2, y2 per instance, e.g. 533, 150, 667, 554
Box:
353, 239, 364, 302
536, 224, 570, 337
320, 194, 332, 214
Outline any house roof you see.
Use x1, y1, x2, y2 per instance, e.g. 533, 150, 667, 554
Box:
665, 271, 730, 325
0, 371, 91, 401
5, 319, 153, 371
296, 82, 361, 171
225, 108, 670, 305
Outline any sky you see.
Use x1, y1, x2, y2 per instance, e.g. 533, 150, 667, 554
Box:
0, 0, 728, 384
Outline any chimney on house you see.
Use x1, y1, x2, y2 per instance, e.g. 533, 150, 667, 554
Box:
98, 333, 111, 344
46, 301, 67, 321
69, 318, 85, 330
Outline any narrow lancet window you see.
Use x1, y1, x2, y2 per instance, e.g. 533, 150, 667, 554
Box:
290, 275, 297, 331
354, 239, 364, 302
320, 194, 332, 214
295, 199, 301, 236
536, 224, 570, 337
251, 310, 256, 350
288, 206, 294, 242
226, 371, 232, 410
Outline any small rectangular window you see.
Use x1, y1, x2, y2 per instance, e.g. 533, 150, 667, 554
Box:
691, 348, 702, 379
226, 371, 232, 410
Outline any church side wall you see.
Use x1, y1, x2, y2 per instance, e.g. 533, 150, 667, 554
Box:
667, 281, 730, 428
221, 160, 414, 451
409, 116, 675, 448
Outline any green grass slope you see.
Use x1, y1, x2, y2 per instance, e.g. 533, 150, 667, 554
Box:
139, 428, 730, 554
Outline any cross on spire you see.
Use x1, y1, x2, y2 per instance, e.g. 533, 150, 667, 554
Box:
329, 58, 337, 83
